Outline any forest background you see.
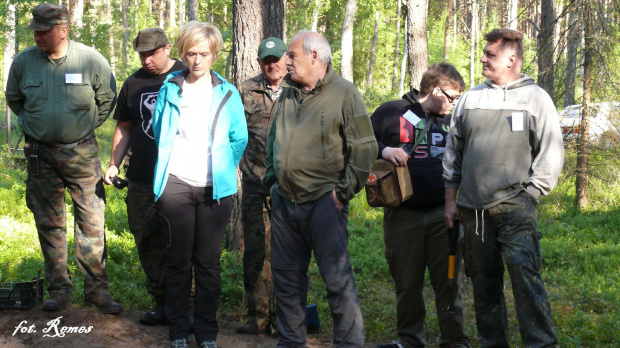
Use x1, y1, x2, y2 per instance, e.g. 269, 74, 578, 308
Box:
1, 0, 620, 346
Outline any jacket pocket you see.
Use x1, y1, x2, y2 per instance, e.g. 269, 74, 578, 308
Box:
66, 77, 94, 110
21, 78, 47, 113
460, 160, 515, 206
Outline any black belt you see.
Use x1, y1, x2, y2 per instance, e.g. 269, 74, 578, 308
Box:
26, 133, 93, 149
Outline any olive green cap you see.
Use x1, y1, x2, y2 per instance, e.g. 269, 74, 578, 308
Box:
258, 37, 287, 60
133, 28, 170, 52
27, 3, 69, 31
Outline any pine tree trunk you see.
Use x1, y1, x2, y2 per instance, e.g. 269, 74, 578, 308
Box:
392, 0, 401, 91
366, 11, 379, 87
187, 0, 198, 21
537, 0, 555, 99
399, 13, 408, 96
564, 5, 580, 107
444, 0, 453, 59
575, 0, 592, 210
122, 0, 129, 66
407, 0, 429, 90
262, 0, 285, 39
340, 0, 358, 82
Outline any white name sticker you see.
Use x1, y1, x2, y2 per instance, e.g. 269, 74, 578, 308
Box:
403, 110, 422, 127
65, 73, 82, 84
512, 112, 523, 131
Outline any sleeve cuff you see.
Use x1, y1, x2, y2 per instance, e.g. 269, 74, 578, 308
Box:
525, 185, 542, 201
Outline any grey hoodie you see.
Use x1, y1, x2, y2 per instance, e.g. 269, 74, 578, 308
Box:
443, 74, 564, 210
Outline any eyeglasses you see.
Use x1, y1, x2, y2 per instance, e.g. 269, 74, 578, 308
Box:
438, 88, 459, 104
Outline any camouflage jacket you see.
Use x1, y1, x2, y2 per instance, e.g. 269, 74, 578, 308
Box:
238, 73, 288, 186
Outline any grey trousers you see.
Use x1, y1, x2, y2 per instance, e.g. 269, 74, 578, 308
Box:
270, 190, 364, 348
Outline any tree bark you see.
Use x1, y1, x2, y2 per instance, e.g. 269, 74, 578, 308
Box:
444, 0, 453, 59
122, 0, 129, 66
311, 0, 320, 32
178, 0, 186, 27
340, 0, 358, 82
564, 4, 580, 107
537, 0, 555, 99
73, 0, 84, 38
407, 0, 429, 90
575, 0, 592, 210
399, 12, 408, 96
169, 0, 176, 28
366, 11, 379, 87
470, 0, 478, 88
508, 0, 518, 29
262, 0, 285, 39
392, 0, 401, 91
187, 0, 198, 21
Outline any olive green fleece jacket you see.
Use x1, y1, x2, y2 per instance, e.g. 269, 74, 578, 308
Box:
263, 66, 378, 204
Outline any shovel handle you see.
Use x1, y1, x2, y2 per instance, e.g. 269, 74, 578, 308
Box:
448, 255, 455, 280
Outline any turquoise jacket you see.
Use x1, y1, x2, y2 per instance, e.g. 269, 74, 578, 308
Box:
152, 69, 248, 201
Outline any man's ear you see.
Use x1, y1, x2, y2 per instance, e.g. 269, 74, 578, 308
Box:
311, 50, 318, 65
507, 54, 517, 68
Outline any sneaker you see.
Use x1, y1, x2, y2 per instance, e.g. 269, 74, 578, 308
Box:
42, 292, 70, 312
199, 341, 217, 348
139, 306, 168, 325
376, 342, 404, 348
170, 338, 188, 348
84, 293, 124, 314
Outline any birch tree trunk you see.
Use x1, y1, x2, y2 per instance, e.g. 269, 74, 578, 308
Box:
508, 0, 518, 29
392, 0, 401, 91
4, 2, 16, 88
444, 0, 453, 59
311, 0, 320, 31
575, 0, 592, 209
169, 0, 176, 28
366, 11, 379, 87
537, 0, 555, 99
178, 0, 186, 27
407, 0, 428, 90
340, 0, 358, 82
470, 0, 478, 88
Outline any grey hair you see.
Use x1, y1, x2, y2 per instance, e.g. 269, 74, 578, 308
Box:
290, 30, 332, 65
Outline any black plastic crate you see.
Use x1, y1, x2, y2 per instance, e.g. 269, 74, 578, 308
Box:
0, 277, 44, 309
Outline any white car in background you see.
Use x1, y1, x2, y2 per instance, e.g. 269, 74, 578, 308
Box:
559, 102, 620, 146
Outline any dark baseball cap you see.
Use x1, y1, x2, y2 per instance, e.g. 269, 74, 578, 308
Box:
258, 37, 287, 60
27, 3, 69, 31
133, 28, 170, 52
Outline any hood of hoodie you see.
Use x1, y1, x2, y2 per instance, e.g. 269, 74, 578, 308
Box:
484, 74, 535, 90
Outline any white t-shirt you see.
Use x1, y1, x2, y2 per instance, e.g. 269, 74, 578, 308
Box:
168, 81, 214, 187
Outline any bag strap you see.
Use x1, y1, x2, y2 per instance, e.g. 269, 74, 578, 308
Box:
408, 114, 436, 156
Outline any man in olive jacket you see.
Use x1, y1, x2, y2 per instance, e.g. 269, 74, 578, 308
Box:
263, 31, 378, 347
5, 3, 120, 314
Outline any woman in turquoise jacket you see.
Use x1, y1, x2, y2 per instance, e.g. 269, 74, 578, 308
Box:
151, 22, 247, 348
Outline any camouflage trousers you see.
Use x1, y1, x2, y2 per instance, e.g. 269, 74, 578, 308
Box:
461, 191, 558, 348
24, 135, 109, 297
126, 181, 167, 303
241, 183, 274, 327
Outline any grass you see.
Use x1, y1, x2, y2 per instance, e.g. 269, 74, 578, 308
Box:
1, 108, 620, 347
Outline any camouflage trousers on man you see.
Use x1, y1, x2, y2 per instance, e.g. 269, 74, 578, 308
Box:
126, 181, 167, 304
241, 183, 274, 328
461, 191, 558, 348
24, 135, 110, 298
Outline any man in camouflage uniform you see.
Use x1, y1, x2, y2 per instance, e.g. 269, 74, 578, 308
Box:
443, 29, 564, 347
104, 28, 185, 325
5, 3, 121, 314
236, 37, 288, 335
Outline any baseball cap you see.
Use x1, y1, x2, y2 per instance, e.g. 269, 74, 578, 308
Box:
258, 37, 287, 60
27, 3, 69, 31
133, 28, 170, 52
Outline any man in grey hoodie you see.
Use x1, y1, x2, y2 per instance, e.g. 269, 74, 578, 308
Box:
443, 28, 564, 347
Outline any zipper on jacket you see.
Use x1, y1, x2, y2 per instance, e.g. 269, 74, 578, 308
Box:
282, 93, 301, 204
320, 110, 326, 159
210, 88, 233, 202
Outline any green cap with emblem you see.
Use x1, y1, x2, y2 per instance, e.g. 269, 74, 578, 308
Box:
133, 28, 170, 52
27, 3, 69, 31
258, 37, 287, 60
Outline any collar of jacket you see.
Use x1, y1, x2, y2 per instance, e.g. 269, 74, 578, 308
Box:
168, 68, 223, 94
483, 74, 535, 90
37, 38, 75, 64
247, 73, 290, 92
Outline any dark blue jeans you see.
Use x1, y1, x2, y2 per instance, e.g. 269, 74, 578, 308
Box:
158, 175, 232, 343
271, 190, 364, 348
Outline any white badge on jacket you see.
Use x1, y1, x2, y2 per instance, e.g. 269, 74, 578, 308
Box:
65, 73, 83, 84
512, 112, 523, 131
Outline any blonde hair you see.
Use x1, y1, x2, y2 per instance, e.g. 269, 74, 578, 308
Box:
177, 21, 223, 63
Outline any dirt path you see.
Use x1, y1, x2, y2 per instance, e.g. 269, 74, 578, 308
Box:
0, 306, 336, 347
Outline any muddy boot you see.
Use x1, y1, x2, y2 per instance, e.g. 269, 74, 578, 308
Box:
84, 293, 124, 314
42, 292, 71, 312
236, 317, 268, 335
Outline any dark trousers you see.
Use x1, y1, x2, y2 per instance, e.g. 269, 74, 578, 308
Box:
241, 183, 274, 327
24, 135, 109, 297
461, 191, 558, 348
271, 190, 364, 348
158, 175, 232, 343
384, 206, 469, 348
126, 181, 167, 303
